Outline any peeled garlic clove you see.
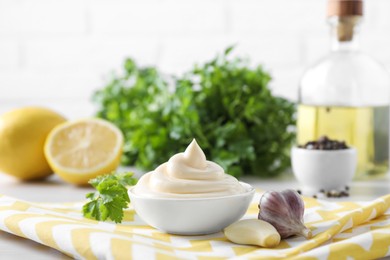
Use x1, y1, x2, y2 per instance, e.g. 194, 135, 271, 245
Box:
224, 219, 281, 248
258, 189, 312, 239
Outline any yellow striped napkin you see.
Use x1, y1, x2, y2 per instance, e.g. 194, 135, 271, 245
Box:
0, 193, 389, 259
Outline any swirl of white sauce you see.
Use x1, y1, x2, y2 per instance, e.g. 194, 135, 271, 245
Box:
133, 139, 246, 198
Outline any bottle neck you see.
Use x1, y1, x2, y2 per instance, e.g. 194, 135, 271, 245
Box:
328, 16, 361, 51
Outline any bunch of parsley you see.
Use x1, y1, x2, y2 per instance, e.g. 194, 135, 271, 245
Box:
93, 47, 295, 178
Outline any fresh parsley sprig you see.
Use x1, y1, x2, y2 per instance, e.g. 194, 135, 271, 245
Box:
82, 172, 137, 223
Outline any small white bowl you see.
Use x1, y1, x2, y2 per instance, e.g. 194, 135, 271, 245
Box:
128, 182, 255, 235
291, 147, 357, 193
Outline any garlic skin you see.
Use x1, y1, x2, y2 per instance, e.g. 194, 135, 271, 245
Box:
224, 219, 281, 248
258, 189, 312, 239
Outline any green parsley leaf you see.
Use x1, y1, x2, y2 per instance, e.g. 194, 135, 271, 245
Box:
82, 172, 137, 223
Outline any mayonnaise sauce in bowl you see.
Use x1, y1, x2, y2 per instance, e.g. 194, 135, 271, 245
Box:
129, 139, 254, 235
133, 139, 247, 198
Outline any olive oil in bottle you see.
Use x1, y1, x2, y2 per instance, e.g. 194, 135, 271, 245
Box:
297, 105, 389, 177
298, 0, 390, 178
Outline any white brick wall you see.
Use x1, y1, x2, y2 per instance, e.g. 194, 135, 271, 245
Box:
0, 0, 389, 118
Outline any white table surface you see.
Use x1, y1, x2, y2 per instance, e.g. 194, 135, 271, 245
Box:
0, 170, 390, 260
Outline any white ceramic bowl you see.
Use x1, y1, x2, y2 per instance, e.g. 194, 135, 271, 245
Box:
128, 182, 255, 235
291, 147, 357, 192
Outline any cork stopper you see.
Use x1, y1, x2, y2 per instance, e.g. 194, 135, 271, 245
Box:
335, 16, 360, 41
327, 0, 363, 17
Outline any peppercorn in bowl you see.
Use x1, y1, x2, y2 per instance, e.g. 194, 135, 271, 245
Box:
291, 136, 357, 194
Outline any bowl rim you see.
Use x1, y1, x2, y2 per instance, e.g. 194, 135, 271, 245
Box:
128, 181, 255, 201
292, 146, 356, 153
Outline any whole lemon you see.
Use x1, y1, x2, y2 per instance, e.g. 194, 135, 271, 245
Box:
0, 107, 66, 180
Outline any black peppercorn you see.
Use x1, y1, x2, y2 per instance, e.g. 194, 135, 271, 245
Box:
299, 136, 350, 150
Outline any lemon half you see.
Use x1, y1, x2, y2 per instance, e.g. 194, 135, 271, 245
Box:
44, 118, 123, 185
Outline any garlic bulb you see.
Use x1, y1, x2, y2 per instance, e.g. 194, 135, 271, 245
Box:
258, 189, 312, 239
